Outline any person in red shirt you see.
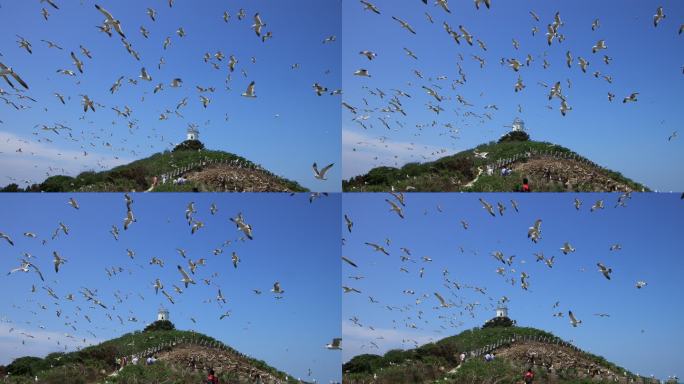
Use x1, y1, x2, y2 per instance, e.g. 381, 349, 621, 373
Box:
206, 369, 219, 384
523, 368, 535, 383
522, 178, 531, 192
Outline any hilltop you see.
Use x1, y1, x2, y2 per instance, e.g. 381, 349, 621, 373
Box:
343, 132, 649, 193
342, 323, 657, 384
1, 140, 307, 193
0, 322, 304, 384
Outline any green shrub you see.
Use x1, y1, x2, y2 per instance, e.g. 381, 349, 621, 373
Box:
6, 356, 47, 376
343, 354, 384, 374
364, 166, 400, 186
483, 316, 514, 328
173, 139, 205, 152
0, 183, 21, 192
143, 320, 176, 333
39, 175, 75, 192
498, 130, 530, 143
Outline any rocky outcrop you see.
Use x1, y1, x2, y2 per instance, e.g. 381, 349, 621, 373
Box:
495, 341, 657, 384
184, 164, 299, 192
511, 156, 638, 192
155, 344, 287, 384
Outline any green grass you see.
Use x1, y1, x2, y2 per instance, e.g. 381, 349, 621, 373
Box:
343, 326, 639, 384
343, 140, 648, 192
3, 149, 307, 192
2, 329, 297, 384
441, 358, 628, 384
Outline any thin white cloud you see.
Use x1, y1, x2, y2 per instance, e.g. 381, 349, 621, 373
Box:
342, 320, 435, 362
0, 323, 102, 365
342, 129, 456, 179
0, 131, 133, 186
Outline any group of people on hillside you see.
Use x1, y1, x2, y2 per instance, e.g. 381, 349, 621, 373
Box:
115, 355, 158, 371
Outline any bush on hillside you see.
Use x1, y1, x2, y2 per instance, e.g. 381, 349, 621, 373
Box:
1, 183, 21, 192
433, 156, 475, 179
6, 356, 47, 376
173, 140, 205, 152
364, 167, 400, 186
39, 175, 76, 192
498, 130, 530, 143
106, 165, 149, 190
343, 354, 384, 374
483, 316, 514, 328
143, 320, 176, 333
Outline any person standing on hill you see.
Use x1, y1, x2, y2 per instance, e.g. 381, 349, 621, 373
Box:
523, 368, 535, 383
206, 368, 219, 384
522, 178, 531, 192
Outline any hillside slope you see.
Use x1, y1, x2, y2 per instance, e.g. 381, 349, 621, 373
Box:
343, 139, 649, 192
2, 148, 307, 193
0, 329, 303, 384
342, 326, 656, 384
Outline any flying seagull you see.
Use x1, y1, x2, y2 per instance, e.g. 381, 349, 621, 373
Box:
392, 16, 416, 34
252, 13, 266, 37
568, 310, 582, 327
271, 281, 284, 294
325, 338, 342, 350
364, 242, 389, 255
312, 162, 334, 180
341, 256, 358, 268
360, 0, 380, 14
177, 265, 195, 288
0, 232, 15, 246
597, 262, 612, 280
385, 199, 404, 219
95, 4, 126, 38
241, 81, 256, 97
434, 292, 450, 308
229, 212, 253, 240
53, 251, 67, 273
653, 6, 665, 28
68, 197, 79, 209
0, 62, 29, 89
344, 214, 353, 233
560, 242, 575, 255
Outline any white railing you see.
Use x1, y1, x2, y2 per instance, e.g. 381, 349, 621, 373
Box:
114, 336, 289, 384
487, 149, 603, 171
157, 157, 271, 184
453, 333, 658, 384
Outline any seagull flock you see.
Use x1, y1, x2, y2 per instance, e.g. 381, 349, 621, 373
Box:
344, 1, 683, 175
0, 194, 341, 383
1, 1, 337, 187
342, 192, 669, 359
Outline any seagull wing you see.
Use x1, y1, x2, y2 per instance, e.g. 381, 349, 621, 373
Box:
94, 4, 115, 21
434, 292, 447, 307
319, 163, 334, 178
341, 256, 358, 268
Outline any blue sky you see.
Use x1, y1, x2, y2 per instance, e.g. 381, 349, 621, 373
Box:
342, 0, 684, 191
0, 0, 341, 191
342, 193, 684, 380
0, 193, 341, 383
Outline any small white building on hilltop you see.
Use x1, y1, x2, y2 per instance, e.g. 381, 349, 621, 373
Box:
511, 118, 526, 132
186, 126, 199, 141
157, 306, 169, 321
495, 306, 509, 318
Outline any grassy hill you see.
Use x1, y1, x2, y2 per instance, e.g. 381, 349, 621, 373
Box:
2, 142, 307, 193
0, 326, 302, 384
343, 325, 651, 384
343, 136, 649, 192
